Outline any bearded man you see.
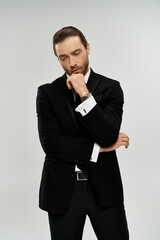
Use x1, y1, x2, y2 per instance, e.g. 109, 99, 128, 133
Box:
36, 26, 129, 240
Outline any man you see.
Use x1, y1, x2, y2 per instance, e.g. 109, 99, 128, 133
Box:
36, 26, 129, 240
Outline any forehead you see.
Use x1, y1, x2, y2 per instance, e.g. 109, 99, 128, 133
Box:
55, 36, 85, 56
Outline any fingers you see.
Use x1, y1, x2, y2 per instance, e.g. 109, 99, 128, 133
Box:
119, 132, 130, 141
118, 132, 130, 149
123, 141, 129, 149
121, 137, 129, 142
119, 132, 129, 138
120, 140, 129, 148
66, 78, 72, 90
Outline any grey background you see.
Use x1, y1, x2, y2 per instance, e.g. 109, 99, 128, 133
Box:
1, 0, 160, 239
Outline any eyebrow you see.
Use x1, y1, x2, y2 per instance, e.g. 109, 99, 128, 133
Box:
72, 48, 81, 54
59, 54, 67, 58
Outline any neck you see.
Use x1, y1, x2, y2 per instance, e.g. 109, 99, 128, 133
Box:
84, 66, 89, 76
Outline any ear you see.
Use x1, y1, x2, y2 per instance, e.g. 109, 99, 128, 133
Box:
86, 43, 90, 55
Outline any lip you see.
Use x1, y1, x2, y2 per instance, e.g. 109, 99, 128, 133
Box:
72, 68, 81, 73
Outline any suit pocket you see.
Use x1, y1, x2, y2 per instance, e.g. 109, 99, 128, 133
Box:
94, 94, 103, 101
40, 161, 56, 189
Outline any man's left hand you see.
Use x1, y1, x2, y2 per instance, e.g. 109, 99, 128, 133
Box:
99, 132, 130, 152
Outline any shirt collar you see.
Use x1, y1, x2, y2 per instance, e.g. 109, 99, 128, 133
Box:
66, 67, 91, 84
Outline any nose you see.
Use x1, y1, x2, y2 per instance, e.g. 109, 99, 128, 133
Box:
69, 56, 76, 68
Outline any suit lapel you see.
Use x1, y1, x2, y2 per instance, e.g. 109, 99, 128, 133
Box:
86, 68, 101, 95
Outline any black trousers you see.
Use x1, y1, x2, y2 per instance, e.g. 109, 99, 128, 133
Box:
48, 176, 129, 240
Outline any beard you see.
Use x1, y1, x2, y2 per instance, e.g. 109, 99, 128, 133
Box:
65, 56, 89, 76
81, 58, 89, 76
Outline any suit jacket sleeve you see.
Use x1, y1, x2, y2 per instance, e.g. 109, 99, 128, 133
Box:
77, 81, 124, 148
36, 86, 94, 167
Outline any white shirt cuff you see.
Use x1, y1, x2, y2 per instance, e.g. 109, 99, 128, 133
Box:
75, 95, 96, 116
75, 142, 100, 171
75, 165, 81, 172
90, 143, 100, 163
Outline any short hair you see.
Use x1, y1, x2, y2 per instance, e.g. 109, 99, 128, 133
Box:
53, 26, 88, 56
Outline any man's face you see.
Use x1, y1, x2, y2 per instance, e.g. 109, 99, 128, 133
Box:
55, 36, 90, 76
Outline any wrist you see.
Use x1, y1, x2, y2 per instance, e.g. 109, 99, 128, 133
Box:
79, 90, 88, 98
80, 91, 92, 102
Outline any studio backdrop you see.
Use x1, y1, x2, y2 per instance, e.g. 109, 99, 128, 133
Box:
1, 0, 160, 239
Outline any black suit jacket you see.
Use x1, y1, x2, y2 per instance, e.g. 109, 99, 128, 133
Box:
36, 69, 124, 215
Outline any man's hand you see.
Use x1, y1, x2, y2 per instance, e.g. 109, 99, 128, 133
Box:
67, 74, 89, 97
99, 132, 130, 152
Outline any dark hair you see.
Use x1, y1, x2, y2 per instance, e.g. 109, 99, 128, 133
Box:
53, 26, 88, 56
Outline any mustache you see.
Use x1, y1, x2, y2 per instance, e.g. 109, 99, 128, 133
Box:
71, 67, 81, 72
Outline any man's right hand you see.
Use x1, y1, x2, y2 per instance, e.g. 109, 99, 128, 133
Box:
99, 132, 130, 153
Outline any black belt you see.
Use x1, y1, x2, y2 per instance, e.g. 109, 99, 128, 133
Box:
76, 171, 88, 181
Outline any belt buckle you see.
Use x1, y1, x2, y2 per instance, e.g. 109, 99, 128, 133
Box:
76, 171, 87, 181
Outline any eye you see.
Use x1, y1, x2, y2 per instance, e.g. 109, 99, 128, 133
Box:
59, 56, 66, 61
73, 50, 80, 56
